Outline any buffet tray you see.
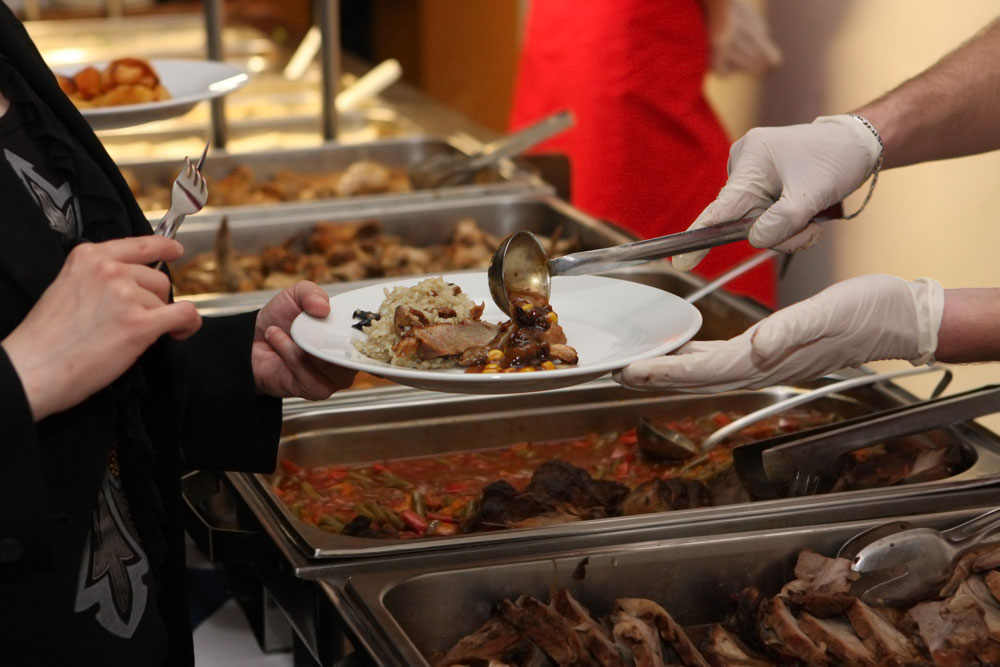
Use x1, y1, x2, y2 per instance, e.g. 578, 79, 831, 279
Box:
174, 190, 634, 314
244, 377, 1000, 561
334, 504, 1000, 666
119, 136, 549, 220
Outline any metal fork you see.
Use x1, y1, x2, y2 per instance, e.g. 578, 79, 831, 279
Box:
152, 142, 209, 269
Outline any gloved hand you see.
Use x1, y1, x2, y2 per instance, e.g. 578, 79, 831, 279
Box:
709, 0, 783, 76
671, 114, 882, 272
614, 274, 944, 393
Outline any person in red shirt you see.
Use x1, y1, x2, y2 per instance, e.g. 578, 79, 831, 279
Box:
510, 0, 782, 305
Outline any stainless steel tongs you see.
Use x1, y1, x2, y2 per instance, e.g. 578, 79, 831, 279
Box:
732, 378, 1000, 500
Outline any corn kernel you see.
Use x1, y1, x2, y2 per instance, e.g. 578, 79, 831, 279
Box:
545, 312, 558, 323
487, 349, 504, 362
518, 366, 537, 372
541, 361, 556, 370
519, 303, 532, 311
483, 363, 501, 373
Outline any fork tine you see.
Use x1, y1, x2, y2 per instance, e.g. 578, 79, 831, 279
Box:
195, 141, 210, 172
787, 470, 822, 497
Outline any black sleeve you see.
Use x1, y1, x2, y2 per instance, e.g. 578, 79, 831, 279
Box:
143, 311, 283, 473
0, 347, 51, 575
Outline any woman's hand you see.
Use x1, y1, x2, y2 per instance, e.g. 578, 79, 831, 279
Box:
252, 281, 357, 399
1, 236, 201, 421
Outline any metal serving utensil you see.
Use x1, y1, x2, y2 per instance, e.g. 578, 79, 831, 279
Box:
487, 204, 843, 314
408, 109, 573, 189
729, 379, 1000, 501
640, 366, 944, 463
849, 508, 1000, 607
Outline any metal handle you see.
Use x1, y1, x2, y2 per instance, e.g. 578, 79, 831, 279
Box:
763, 383, 1000, 484
549, 203, 844, 277
701, 366, 948, 451
467, 109, 574, 170
946, 509, 1000, 552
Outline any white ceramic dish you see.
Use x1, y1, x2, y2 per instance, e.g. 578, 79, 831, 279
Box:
54, 59, 249, 131
289, 271, 702, 394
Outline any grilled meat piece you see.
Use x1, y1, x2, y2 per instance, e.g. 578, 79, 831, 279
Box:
611, 609, 665, 667
551, 589, 627, 667
465, 462, 628, 532
903, 593, 991, 666
467, 480, 562, 531
845, 598, 922, 663
393, 304, 431, 333
497, 596, 600, 666
393, 320, 501, 361
985, 571, 1000, 604
757, 596, 829, 665
434, 617, 550, 667
615, 598, 709, 667
724, 588, 768, 657
696, 624, 773, 667
781, 551, 858, 617
523, 461, 629, 514
798, 612, 878, 666
618, 478, 712, 516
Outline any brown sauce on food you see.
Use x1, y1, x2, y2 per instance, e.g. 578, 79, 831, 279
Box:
464, 289, 578, 373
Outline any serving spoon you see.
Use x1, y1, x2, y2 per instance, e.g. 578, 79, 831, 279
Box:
487, 204, 842, 314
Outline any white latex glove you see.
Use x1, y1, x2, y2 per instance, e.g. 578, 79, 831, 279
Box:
710, 0, 783, 76
672, 114, 882, 272
614, 274, 943, 393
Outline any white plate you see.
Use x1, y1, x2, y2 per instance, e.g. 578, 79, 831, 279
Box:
290, 271, 702, 395
53, 59, 249, 131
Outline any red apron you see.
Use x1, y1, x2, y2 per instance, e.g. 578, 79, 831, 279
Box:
510, 0, 775, 307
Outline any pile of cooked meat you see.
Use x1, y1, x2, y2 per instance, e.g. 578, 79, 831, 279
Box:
435, 544, 1000, 666
170, 216, 579, 296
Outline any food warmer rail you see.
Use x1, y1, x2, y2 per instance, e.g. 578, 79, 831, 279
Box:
184, 376, 1000, 665
337, 504, 1000, 666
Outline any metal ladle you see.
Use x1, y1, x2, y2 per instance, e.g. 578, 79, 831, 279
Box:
637, 365, 948, 461
487, 205, 842, 314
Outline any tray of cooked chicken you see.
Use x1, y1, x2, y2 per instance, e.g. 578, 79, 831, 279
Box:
118, 136, 546, 220
334, 504, 1000, 666
247, 374, 1000, 561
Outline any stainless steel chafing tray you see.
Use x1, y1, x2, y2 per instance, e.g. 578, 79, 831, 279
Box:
335, 505, 1000, 666
172, 191, 632, 312
118, 136, 546, 219
244, 378, 1000, 561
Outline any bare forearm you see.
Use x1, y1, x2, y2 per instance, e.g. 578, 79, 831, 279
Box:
855, 16, 1000, 169
935, 288, 1000, 363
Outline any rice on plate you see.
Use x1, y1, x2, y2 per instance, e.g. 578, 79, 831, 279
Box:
353, 276, 483, 369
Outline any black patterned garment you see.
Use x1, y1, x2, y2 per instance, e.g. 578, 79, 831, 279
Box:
0, 6, 283, 667
0, 58, 169, 665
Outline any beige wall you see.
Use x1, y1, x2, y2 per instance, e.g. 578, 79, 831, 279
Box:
706, 1, 1000, 428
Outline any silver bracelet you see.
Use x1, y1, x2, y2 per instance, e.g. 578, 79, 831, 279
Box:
843, 113, 884, 220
